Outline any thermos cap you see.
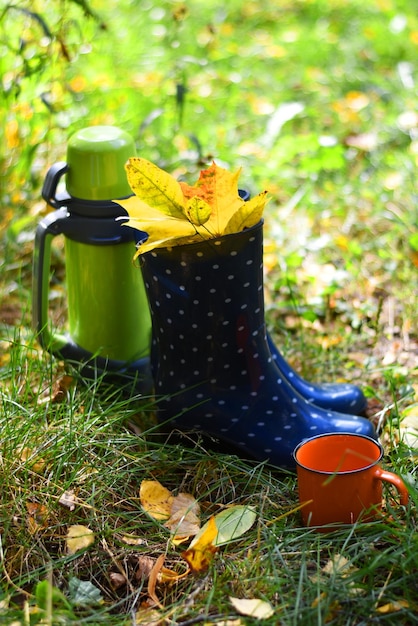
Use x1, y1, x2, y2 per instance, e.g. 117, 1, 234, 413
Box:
66, 126, 135, 201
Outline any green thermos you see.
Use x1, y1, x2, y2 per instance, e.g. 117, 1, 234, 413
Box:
32, 125, 152, 391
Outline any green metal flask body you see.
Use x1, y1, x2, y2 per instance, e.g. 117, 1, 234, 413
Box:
33, 126, 151, 387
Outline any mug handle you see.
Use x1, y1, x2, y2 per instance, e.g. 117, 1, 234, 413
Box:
374, 467, 409, 506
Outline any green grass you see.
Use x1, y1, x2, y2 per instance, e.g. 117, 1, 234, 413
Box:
1, 0, 418, 623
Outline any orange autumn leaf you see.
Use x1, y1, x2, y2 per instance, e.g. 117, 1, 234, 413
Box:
116, 159, 269, 254
181, 515, 218, 572
180, 162, 243, 233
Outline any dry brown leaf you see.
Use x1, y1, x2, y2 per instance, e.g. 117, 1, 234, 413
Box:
135, 556, 156, 582
66, 524, 95, 554
58, 489, 77, 511
109, 572, 127, 590
157, 564, 189, 584
164, 492, 200, 540
38, 374, 74, 405
140, 479, 201, 540
26, 502, 49, 534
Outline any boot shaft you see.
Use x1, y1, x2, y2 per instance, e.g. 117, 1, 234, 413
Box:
140, 222, 268, 390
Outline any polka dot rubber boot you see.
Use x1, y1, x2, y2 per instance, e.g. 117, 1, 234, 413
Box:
140, 221, 376, 468
266, 334, 368, 415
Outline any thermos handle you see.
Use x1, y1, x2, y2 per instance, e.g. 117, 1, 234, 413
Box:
42, 162, 71, 208
33, 162, 73, 354
32, 208, 77, 357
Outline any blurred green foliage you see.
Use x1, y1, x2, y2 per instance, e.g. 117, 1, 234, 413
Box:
1, 0, 417, 307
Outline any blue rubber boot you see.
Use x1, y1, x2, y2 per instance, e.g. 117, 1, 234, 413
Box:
267, 335, 367, 415
140, 221, 375, 468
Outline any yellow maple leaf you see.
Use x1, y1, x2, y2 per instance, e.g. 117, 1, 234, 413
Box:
125, 157, 185, 218
115, 159, 269, 254
181, 162, 243, 234
184, 196, 212, 226
224, 190, 269, 235
117, 197, 199, 256
181, 515, 218, 572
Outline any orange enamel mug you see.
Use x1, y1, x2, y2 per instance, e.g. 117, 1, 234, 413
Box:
293, 433, 409, 531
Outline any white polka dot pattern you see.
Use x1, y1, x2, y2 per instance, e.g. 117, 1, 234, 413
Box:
140, 221, 375, 468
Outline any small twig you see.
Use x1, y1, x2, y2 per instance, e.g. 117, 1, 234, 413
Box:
375, 569, 393, 609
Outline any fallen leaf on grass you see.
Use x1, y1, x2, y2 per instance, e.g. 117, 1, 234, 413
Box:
321, 553, 362, 596
140, 480, 173, 521
66, 525, 95, 554
375, 599, 410, 614
164, 491, 200, 541
322, 554, 353, 576
229, 597, 274, 619
68, 577, 103, 607
182, 505, 257, 572
213, 506, 256, 546
147, 554, 165, 607
140, 479, 201, 540
26, 502, 49, 533
181, 515, 218, 572
109, 572, 127, 590
120, 533, 147, 546
135, 607, 167, 626
189, 505, 256, 548
38, 374, 74, 405
59, 489, 77, 511
18, 446, 46, 473
158, 564, 189, 584
135, 555, 156, 581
